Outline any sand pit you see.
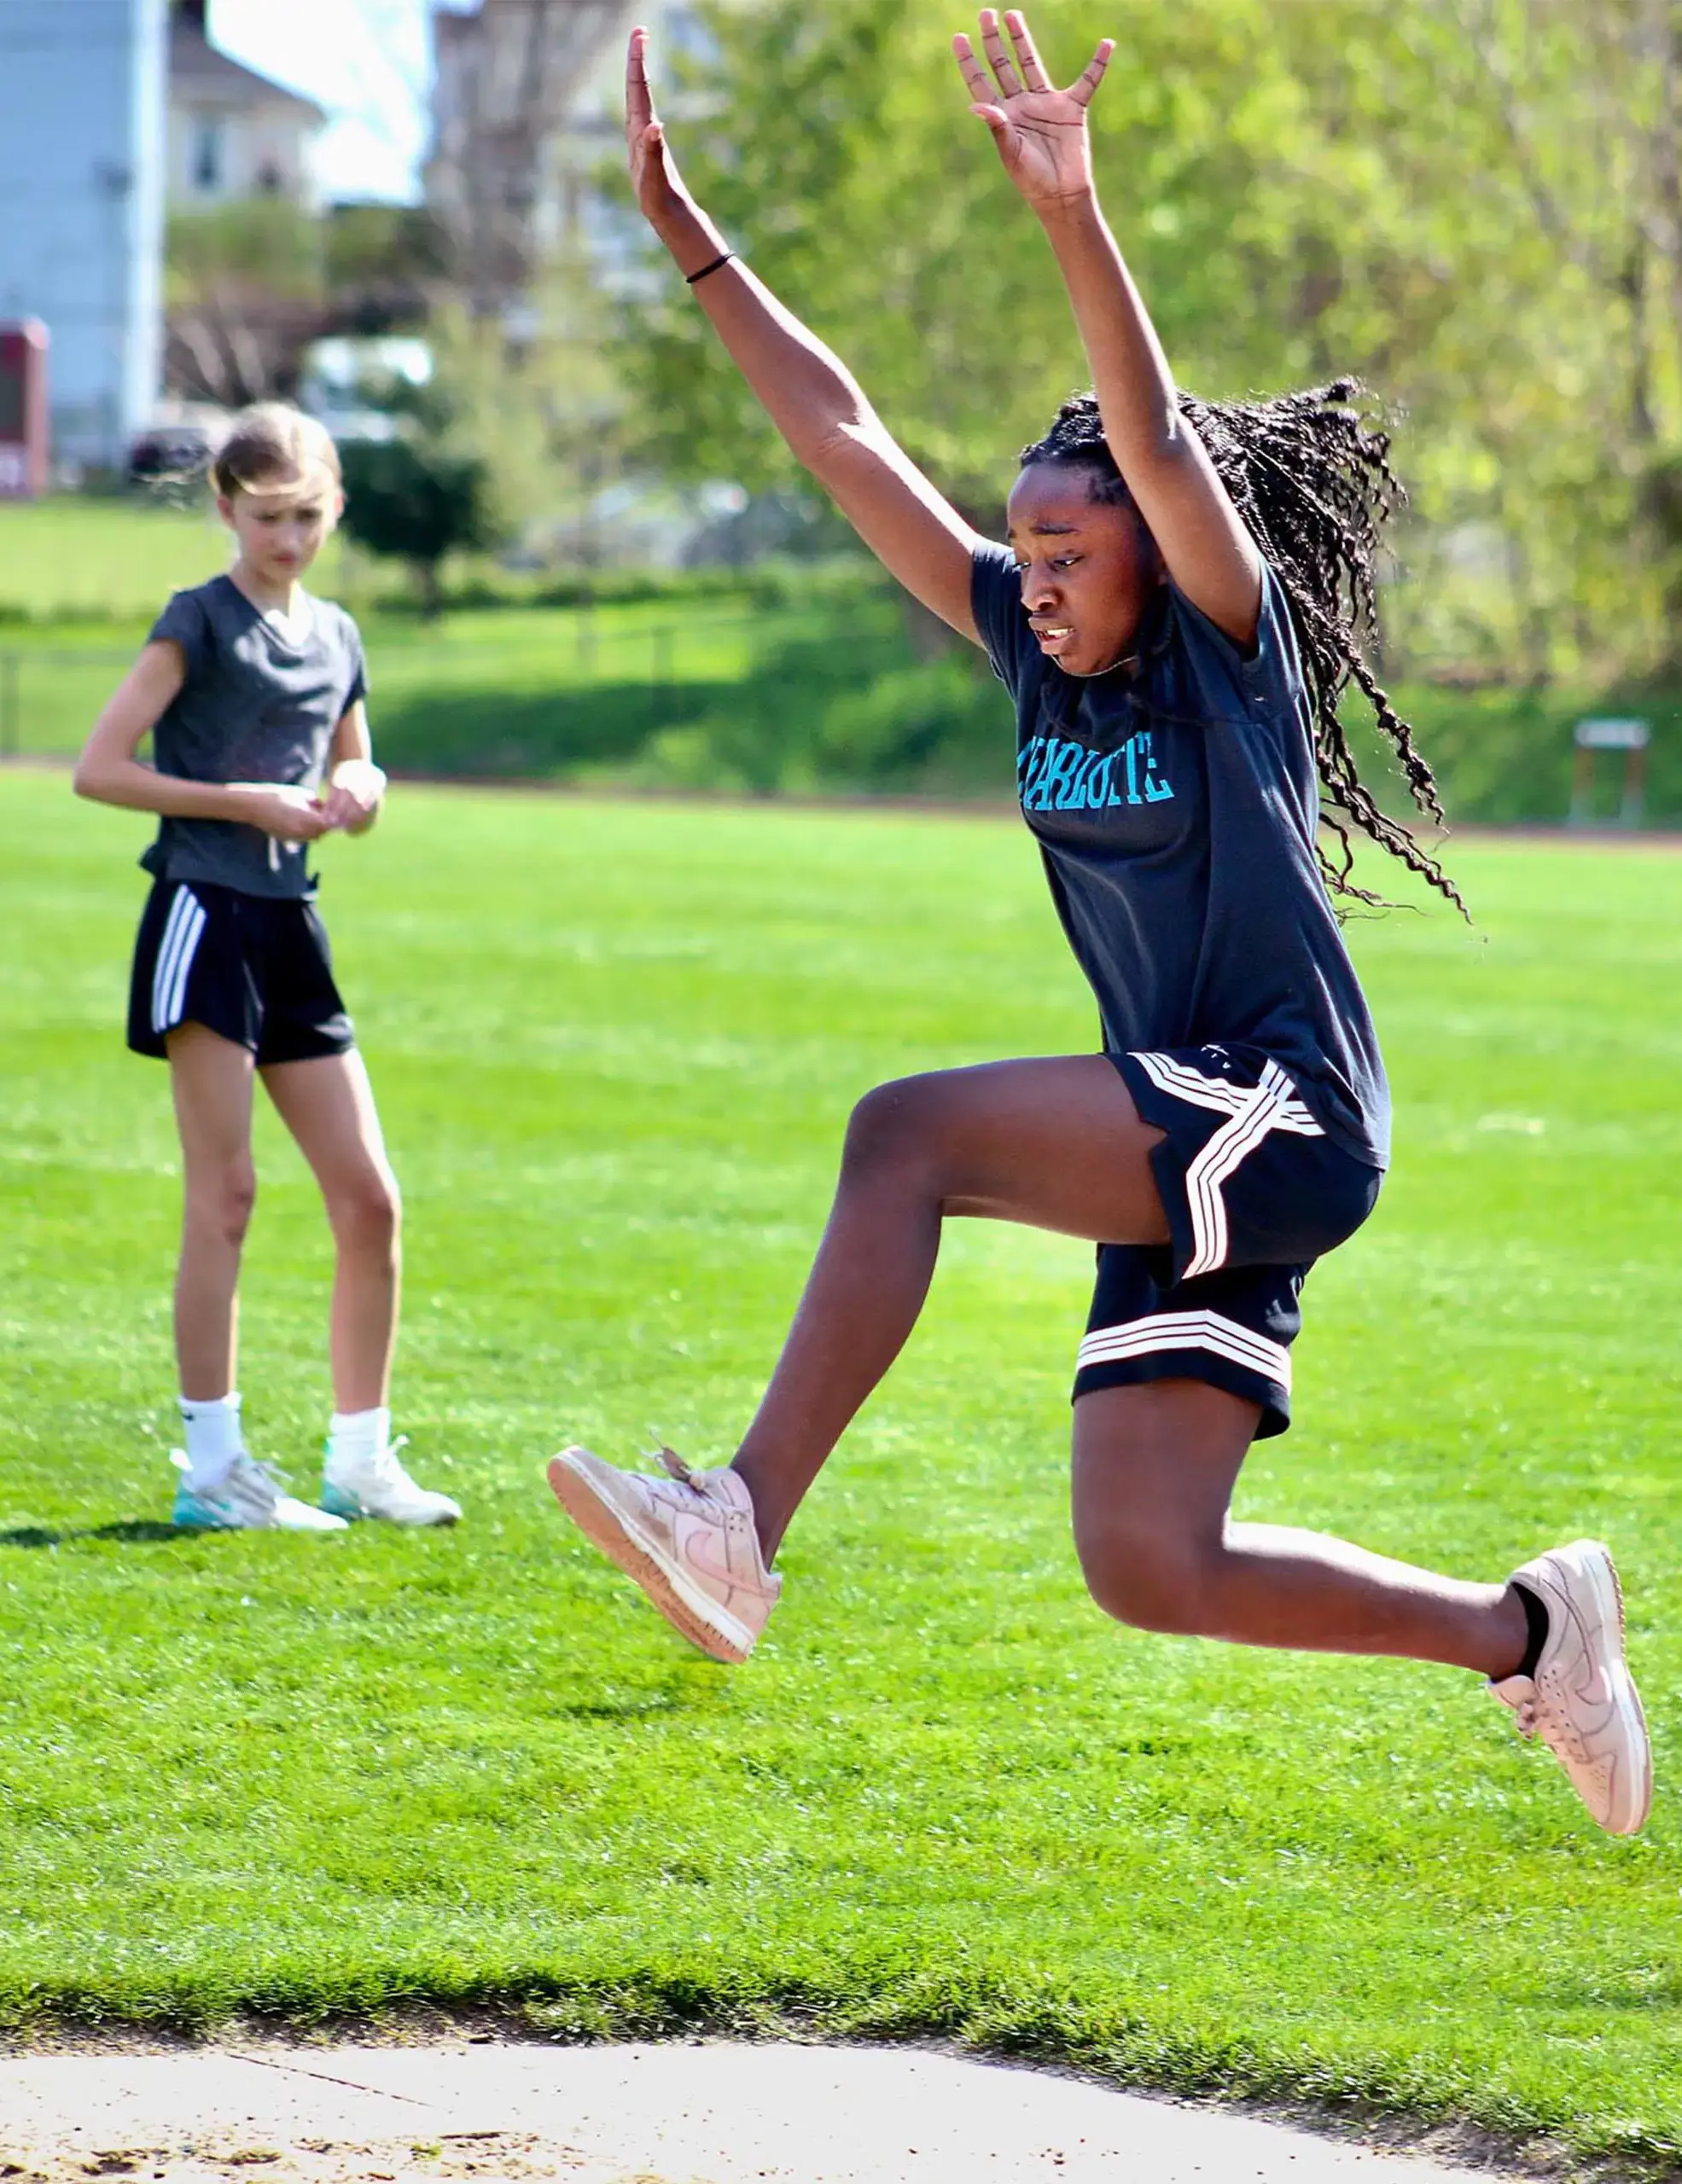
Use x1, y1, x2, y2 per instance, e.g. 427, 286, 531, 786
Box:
0, 2039, 1505, 2182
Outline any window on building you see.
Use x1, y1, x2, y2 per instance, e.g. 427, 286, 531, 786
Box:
0, 357, 23, 440
190, 117, 224, 194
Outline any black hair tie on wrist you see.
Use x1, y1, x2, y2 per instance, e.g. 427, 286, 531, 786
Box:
684, 250, 736, 286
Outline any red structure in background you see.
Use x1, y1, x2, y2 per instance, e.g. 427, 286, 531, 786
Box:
0, 322, 49, 499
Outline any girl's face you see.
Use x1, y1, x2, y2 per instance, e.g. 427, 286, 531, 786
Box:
218, 465, 341, 587
1005, 461, 1163, 676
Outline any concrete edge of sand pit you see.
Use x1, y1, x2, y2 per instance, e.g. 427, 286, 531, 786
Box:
0, 2034, 1580, 2184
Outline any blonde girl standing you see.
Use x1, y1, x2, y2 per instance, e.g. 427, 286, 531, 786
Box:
74, 404, 459, 1531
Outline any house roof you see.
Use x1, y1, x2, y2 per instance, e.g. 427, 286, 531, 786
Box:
169, 20, 328, 119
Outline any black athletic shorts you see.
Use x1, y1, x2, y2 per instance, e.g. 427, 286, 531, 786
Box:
126, 878, 354, 1066
1072, 1043, 1383, 1438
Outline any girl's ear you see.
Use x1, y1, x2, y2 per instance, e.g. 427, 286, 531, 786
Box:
214, 492, 237, 528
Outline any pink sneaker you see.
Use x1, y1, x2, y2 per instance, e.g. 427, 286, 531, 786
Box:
545, 1444, 781, 1664
1492, 1539, 1651, 1836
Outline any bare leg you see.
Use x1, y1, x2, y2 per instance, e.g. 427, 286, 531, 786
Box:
166, 1025, 257, 1402
262, 1052, 401, 1414
1071, 1379, 1529, 1677
733, 1056, 1168, 1557
729, 1052, 1528, 1680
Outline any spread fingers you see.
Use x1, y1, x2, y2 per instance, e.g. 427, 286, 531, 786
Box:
952, 31, 1000, 108
977, 9, 1026, 98
1069, 38, 1115, 107
1002, 10, 1050, 92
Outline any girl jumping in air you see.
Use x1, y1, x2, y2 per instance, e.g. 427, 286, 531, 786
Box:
75, 404, 460, 1533
548, 15, 1650, 1833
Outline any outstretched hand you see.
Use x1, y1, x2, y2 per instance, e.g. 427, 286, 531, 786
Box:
626, 22, 690, 235
952, 9, 1113, 210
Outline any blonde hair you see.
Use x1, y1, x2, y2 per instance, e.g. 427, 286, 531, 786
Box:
211, 402, 341, 499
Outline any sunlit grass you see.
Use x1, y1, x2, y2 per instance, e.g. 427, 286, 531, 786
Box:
2, 771, 1679, 2161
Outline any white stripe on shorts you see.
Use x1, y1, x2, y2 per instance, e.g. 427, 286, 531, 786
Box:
1130, 1050, 1324, 1281
1131, 1049, 1322, 1133
1076, 1308, 1293, 1394
151, 886, 207, 1035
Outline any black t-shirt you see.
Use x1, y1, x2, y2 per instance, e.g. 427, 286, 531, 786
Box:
140, 575, 368, 900
971, 543, 1389, 1169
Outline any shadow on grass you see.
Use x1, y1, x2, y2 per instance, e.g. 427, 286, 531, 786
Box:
0, 1519, 186, 1548
556, 1693, 689, 1722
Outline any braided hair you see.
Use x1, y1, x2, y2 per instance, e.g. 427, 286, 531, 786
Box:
1019, 386, 1464, 914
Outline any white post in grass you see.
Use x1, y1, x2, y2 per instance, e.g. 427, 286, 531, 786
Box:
1570, 717, 1650, 828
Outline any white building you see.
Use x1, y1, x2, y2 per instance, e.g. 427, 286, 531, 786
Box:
167, 0, 325, 210
0, 0, 167, 468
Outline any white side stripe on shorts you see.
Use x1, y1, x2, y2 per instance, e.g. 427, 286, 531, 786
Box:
1131, 1049, 1321, 1133
1076, 1309, 1293, 1393
1131, 1051, 1324, 1280
151, 886, 207, 1035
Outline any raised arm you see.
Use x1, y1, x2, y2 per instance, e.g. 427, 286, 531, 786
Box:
626, 26, 982, 642
954, 10, 1262, 647
73, 641, 330, 842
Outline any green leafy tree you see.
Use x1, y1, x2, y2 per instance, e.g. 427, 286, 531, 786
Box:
324, 204, 452, 334
614, 0, 1678, 682
425, 273, 633, 568
623, 0, 1323, 521
338, 378, 506, 616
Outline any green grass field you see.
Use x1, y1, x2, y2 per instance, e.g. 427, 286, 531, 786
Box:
0, 497, 366, 624
3, 777, 1682, 2166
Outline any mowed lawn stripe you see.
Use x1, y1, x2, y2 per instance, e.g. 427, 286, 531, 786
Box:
2, 773, 1679, 2160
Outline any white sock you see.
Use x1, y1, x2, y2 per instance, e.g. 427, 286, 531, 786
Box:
178, 1392, 243, 1490
327, 1406, 390, 1467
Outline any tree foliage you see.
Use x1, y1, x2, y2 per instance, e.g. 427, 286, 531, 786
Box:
338, 374, 506, 615
617, 0, 1682, 680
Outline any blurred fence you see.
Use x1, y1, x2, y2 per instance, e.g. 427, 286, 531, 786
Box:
0, 601, 1016, 797
0, 617, 771, 764
4, 619, 1677, 822
0, 647, 131, 760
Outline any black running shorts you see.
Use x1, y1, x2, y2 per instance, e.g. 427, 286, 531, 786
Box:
126, 878, 354, 1066
1072, 1043, 1382, 1438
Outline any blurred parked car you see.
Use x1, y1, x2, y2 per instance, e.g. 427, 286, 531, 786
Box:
127, 402, 229, 484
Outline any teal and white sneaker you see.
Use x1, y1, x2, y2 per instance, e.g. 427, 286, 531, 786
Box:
172, 1450, 348, 1533
320, 1435, 461, 1526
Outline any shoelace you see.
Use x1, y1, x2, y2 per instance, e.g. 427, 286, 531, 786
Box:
227, 1452, 291, 1505
1502, 1684, 1580, 1761
643, 1429, 700, 1487
358, 1433, 411, 1484
656, 1444, 695, 1486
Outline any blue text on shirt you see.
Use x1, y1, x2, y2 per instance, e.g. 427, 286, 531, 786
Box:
1018, 730, 1174, 814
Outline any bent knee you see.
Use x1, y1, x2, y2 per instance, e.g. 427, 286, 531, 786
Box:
1076, 1525, 1221, 1635
841, 1072, 956, 1182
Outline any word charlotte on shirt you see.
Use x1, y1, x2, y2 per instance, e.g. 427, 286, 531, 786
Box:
1018, 729, 1174, 815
